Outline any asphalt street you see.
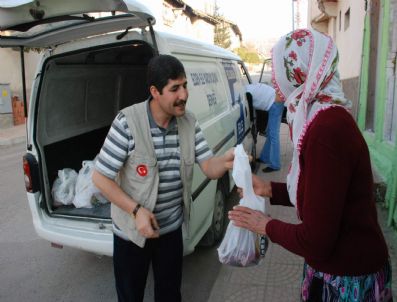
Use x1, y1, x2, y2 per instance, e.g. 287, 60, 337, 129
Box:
0, 142, 233, 302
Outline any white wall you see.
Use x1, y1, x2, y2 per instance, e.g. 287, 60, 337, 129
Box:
151, 0, 215, 44
191, 18, 215, 44
308, 0, 365, 80
334, 0, 365, 79
0, 48, 41, 99
307, 0, 323, 26
184, 0, 214, 14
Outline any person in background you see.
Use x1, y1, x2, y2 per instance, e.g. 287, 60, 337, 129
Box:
92, 55, 234, 302
230, 29, 393, 301
255, 108, 269, 136
246, 83, 284, 172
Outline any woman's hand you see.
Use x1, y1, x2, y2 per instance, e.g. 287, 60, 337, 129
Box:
237, 174, 272, 198
252, 174, 272, 197
228, 206, 272, 235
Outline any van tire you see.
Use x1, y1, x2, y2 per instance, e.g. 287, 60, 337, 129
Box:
250, 142, 257, 171
199, 179, 228, 247
250, 122, 258, 172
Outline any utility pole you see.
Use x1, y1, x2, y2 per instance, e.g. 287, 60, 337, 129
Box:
292, 0, 295, 31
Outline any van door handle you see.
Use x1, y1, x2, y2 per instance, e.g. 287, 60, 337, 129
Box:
245, 107, 248, 117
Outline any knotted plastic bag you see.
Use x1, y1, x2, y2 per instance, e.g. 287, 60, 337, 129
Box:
217, 144, 267, 267
73, 161, 108, 208
52, 168, 78, 206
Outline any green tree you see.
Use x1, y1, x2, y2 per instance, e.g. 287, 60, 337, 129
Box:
213, 2, 231, 49
234, 47, 261, 64
214, 22, 231, 49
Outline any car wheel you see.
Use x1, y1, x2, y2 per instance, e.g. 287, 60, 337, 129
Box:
250, 141, 257, 171
199, 181, 227, 247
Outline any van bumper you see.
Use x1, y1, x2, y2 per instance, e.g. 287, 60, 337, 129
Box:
27, 193, 114, 256
27, 194, 196, 256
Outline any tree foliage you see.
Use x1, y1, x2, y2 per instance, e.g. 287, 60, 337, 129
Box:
214, 22, 231, 49
234, 47, 261, 64
213, 2, 231, 49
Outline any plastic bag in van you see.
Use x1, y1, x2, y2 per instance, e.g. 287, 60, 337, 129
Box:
52, 168, 78, 206
73, 161, 108, 208
217, 144, 267, 267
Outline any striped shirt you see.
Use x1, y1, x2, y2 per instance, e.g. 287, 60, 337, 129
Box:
95, 102, 213, 236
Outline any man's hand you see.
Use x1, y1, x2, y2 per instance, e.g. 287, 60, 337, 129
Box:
200, 147, 235, 179
134, 207, 160, 238
223, 147, 235, 170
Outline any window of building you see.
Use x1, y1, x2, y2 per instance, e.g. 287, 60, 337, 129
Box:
344, 8, 351, 31
339, 10, 342, 31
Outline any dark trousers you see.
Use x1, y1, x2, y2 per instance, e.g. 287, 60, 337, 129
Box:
113, 228, 183, 302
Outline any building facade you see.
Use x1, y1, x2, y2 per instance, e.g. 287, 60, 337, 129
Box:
146, 0, 241, 48
358, 0, 397, 230
308, 0, 366, 119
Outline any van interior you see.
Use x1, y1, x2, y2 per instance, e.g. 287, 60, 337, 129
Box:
35, 40, 155, 219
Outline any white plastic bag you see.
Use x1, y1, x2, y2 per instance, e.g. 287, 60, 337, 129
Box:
217, 144, 267, 267
73, 161, 108, 208
52, 168, 78, 206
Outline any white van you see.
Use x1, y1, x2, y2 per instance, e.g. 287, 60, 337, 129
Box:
0, 0, 256, 256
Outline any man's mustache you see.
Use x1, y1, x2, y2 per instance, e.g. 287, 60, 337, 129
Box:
174, 100, 187, 106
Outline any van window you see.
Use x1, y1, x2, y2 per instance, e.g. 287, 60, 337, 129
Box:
237, 62, 250, 86
220, 60, 247, 107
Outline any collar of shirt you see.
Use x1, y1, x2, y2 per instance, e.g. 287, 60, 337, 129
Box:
146, 99, 177, 133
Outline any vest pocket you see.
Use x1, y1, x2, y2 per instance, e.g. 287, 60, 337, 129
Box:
120, 154, 158, 207
126, 155, 156, 181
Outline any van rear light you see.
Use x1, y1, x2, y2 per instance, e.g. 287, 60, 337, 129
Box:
22, 153, 40, 193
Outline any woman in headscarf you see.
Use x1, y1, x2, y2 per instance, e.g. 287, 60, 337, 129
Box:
229, 29, 393, 301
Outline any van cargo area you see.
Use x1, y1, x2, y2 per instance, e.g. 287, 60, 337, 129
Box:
36, 41, 155, 219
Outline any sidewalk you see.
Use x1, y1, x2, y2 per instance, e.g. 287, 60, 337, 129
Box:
208, 124, 303, 301
208, 124, 397, 302
0, 124, 26, 147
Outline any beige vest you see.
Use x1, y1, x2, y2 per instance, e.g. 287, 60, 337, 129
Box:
111, 100, 196, 247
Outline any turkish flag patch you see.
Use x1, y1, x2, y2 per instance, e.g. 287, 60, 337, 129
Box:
136, 164, 148, 177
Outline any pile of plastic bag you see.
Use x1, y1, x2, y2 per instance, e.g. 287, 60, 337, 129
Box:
52, 168, 78, 207
51, 160, 108, 208
217, 144, 268, 267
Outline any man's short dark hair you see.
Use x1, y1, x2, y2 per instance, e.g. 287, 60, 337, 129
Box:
147, 55, 186, 94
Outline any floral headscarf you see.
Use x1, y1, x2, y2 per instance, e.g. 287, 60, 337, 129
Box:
271, 29, 351, 207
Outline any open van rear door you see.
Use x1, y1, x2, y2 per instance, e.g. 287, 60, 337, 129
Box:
0, 0, 156, 48
0, 0, 158, 124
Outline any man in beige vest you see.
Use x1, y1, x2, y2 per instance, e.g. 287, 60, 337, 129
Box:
93, 55, 234, 302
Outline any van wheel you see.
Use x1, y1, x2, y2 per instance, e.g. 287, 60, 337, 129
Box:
250, 124, 258, 172
199, 181, 227, 247
250, 142, 257, 171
